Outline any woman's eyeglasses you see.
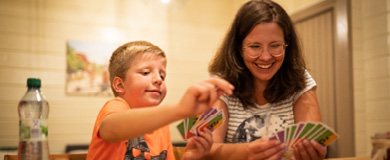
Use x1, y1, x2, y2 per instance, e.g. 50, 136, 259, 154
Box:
243, 43, 288, 59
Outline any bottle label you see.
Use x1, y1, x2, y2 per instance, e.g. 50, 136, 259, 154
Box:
19, 119, 48, 141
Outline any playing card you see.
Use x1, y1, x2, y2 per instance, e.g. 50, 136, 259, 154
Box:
287, 124, 297, 148
290, 122, 317, 147
193, 108, 218, 128
176, 121, 186, 140
268, 135, 278, 141
195, 111, 224, 135
304, 123, 325, 140
276, 130, 285, 143
289, 122, 305, 148
262, 121, 339, 159
177, 108, 225, 141
285, 127, 290, 144
312, 125, 339, 146
187, 115, 200, 132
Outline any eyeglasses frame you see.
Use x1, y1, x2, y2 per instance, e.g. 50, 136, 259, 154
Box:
242, 43, 288, 58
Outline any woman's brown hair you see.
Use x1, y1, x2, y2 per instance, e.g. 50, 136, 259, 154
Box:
208, 0, 306, 109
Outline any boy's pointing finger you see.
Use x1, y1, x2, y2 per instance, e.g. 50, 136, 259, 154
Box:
207, 77, 234, 95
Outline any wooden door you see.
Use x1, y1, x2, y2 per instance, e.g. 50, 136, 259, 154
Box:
292, 0, 354, 158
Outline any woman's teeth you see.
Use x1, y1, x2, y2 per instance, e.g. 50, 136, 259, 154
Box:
256, 63, 272, 69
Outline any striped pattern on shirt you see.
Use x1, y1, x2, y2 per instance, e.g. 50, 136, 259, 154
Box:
220, 70, 317, 143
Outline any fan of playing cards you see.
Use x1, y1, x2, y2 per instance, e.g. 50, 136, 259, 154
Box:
268, 121, 339, 150
177, 108, 224, 141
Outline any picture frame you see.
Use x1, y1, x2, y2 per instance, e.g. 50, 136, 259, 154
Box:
66, 40, 117, 96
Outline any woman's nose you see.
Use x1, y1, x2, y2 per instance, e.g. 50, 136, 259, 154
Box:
258, 48, 272, 60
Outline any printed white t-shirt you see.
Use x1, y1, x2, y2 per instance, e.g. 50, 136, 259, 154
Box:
221, 70, 317, 143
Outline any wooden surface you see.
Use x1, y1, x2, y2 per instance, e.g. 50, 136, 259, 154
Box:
173, 146, 186, 159
4, 153, 87, 160
4, 147, 187, 160
326, 156, 371, 160
6, 149, 369, 160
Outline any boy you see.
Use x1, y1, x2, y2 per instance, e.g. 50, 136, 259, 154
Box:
86, 41, 234, 160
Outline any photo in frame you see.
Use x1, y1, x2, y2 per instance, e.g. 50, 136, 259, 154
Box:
66, 40, 117, 96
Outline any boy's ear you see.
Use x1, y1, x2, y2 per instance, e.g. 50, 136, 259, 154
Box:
112, 77, 125, 94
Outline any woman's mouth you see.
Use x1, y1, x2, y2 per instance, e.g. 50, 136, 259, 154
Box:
255, 63, 273, 69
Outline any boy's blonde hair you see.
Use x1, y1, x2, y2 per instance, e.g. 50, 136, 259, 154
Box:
109, 40, 166, 97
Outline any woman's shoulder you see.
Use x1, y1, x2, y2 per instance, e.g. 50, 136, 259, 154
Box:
220, 94, 240, 103
291, 70, 317, 101
303, 70, 317, 91
220, 94, 246, 110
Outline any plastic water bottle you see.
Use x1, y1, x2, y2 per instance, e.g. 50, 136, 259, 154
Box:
18, 78, 50, 160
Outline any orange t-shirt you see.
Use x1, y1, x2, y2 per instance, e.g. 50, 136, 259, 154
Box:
86, 98, 175, 160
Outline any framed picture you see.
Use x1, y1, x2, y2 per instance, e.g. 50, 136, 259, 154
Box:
66, 40, 117, 96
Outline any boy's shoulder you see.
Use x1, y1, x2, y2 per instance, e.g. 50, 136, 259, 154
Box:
101, 97, 130, 113
106, 97, 127, 104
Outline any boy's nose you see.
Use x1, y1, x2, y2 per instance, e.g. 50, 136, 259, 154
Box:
153, 76, 163, 85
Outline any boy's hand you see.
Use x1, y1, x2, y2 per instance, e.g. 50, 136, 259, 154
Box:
178, 77, 234, 117
181, 128, 213, 160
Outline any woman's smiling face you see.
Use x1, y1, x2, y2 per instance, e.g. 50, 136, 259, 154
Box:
242, 22, 286, 85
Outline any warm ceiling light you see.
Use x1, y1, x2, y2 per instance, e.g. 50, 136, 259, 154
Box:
161, 0, 170, 3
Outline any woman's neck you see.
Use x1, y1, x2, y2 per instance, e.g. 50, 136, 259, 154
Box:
254, 80, 268, 105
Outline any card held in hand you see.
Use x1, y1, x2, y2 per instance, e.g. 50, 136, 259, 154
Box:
176, 108, 224, 141
270, 121, 339, 151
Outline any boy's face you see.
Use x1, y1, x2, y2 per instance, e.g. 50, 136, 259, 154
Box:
122, 52, 167, 108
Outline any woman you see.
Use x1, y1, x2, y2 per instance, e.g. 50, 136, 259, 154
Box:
206, 0, 327, 159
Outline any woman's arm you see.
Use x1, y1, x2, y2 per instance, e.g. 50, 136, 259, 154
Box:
293, 87, 322, 123
293, 87, 327, 159
207, 140, 285, 160
211, 99, 229, 143
206, 99, 251, 159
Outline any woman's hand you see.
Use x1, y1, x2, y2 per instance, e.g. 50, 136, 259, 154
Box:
247, 138, 286, 160
292, 139, 327, 160
181, 128, 213, 160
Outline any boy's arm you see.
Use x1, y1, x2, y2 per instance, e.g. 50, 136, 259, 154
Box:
99, 77, 234, 142
100, 104, 182, 142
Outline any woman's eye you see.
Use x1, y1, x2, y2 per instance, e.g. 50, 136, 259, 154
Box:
141, 72, 150, 75
160, 75, 165, 80
269, 44, 282, 48
249, 45, 262, 51
250, 45, 261, 49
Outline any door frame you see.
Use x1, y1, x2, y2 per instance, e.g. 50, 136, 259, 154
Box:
290, 0, 354, 157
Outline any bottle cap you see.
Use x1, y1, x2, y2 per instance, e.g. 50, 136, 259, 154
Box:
27, 78, 41, 87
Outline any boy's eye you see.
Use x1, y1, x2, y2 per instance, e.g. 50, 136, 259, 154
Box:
141, 72, 150, 75
160, 72, 166, 80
